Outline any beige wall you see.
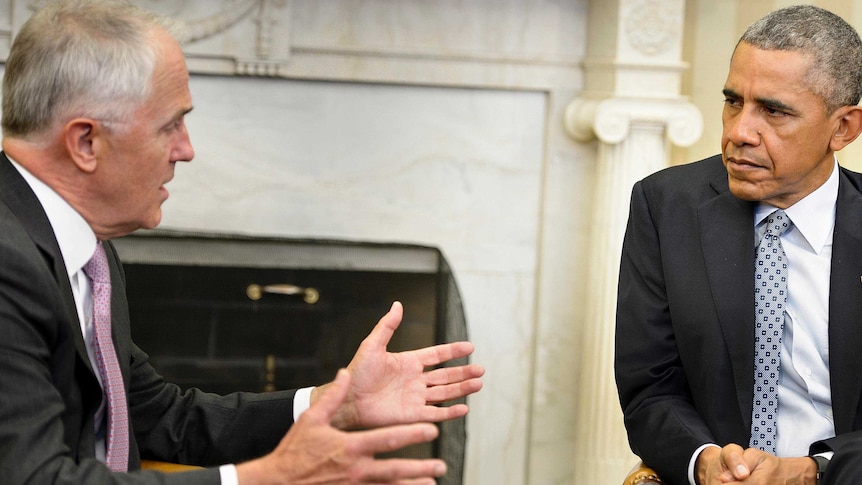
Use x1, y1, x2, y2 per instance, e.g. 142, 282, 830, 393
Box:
681, 0, 862, 172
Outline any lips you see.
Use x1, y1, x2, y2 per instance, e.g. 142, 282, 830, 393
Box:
724, 153, 766, 170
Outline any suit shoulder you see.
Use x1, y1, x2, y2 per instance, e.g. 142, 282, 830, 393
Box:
632, 154, 726, 205
640, 154, 724, 188
839, 165, 862, 193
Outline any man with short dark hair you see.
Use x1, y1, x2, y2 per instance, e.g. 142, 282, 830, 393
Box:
615, 5, 862, 485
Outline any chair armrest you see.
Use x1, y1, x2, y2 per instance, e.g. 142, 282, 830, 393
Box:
140, 459, 203, 473
623, 460, 664, 485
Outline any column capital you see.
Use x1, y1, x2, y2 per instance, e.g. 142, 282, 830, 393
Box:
564, 96, 702, 146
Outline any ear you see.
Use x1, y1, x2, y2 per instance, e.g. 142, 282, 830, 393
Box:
63, 118, 101, 173
830, 105, 862, 152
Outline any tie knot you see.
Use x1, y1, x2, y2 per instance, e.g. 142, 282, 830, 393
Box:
764, 210, 792, 238
83, 242, 110, 285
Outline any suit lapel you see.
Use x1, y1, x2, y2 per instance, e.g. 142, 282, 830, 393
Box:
828, 169, 862, 435
699, 171, 758, 432
103, 241, 132, 379
0, 153, 95, 376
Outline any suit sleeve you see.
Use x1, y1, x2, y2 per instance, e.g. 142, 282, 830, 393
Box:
0, 225, 221, 484
614, 180, 716, 485
127, 342, 297, 466
811, 434, 862, 483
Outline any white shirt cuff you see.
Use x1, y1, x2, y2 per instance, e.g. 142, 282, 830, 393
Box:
689, 443, 720, 485
219, 464, 238, 485
294, 386, 314, 422
216, 387, 314, 485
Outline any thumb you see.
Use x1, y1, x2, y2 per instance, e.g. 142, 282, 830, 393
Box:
361, 301, 403, 351
306, 368, 351, 424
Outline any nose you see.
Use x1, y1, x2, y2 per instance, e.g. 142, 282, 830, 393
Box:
173, 123, 195, 163
723, 106, 761, 147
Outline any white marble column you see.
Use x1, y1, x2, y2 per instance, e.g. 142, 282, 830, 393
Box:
564, 0, 702, 482
565, 98, 701, 483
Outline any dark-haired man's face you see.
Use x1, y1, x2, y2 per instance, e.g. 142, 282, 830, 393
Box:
721, 42, 847, 208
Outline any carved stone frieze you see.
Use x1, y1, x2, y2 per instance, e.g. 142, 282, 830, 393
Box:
622, 0, 682, 57
21, 0, 292, 76
7, 0, 584, 90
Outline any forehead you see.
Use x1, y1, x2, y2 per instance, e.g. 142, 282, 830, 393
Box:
141, 29, 191, 115
725, 43, 816, 99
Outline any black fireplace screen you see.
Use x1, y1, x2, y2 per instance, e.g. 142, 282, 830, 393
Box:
113, 230, 469, 484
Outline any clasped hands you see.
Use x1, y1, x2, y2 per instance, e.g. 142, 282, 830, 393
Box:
237, 301, 485, 485
696, 444, 817, 485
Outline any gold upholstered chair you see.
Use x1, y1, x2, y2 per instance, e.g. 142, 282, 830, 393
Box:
140, 460, 202, 473
623, 461, 664, 485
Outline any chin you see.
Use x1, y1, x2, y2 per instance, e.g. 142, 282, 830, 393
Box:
141, 211, 164, 230
727, 180, 762, 202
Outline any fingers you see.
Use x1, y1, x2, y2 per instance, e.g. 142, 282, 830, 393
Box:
424, 364, 485, 387
414, 341, 475, 367
349, 422, 439, 456
361, 302, 479, 370
719, 444, 749, 480
390, 479, 441, 485
355, 458, 446, 484
416, 403, 469, 422
425, 378, 483, 404
421, 365, 483, 406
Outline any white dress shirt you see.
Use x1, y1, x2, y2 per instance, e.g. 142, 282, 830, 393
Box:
687, 159, 839, 484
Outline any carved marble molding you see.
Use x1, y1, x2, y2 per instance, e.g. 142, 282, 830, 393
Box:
563, 96, 703, 147
622, 0, 683, 57
6, 0, 586, 90
22, 0, 292, 77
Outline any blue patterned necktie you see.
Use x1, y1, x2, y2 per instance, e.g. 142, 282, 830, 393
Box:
750, 210, 792, 454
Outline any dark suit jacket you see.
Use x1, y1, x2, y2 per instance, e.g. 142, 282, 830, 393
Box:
615, 154, 862, 485
0, 153, 297, 484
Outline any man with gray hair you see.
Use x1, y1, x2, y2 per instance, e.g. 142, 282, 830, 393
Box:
615, 5, 862, 485
0, 1, 483, 484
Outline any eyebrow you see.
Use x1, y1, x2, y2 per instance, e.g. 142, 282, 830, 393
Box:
722, 88, 796, 113
162, 106, 193, 129
177, 106, 194, 119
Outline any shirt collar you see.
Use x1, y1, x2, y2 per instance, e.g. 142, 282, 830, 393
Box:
754, 157, 838, 254
7, 157, 97, 277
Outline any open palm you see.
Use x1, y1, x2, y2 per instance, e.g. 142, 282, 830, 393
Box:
331, 302, 484, 430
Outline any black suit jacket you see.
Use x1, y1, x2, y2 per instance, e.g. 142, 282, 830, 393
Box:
615, 154, 862, 485
0, 153, 297, 484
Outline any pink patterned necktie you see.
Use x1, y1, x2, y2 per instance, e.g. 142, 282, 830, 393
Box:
83, 242, 129, 472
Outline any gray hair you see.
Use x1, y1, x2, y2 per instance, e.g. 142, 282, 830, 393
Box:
2, 0, 180, 138
738, 5, 862, 112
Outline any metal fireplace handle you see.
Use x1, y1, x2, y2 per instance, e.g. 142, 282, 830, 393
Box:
246, 283, 320, 304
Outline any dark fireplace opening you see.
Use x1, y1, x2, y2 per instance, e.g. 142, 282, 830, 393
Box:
124, 264, 438, 394
114, 230, 468, 484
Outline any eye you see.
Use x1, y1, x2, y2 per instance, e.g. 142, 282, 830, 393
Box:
763, 106, 787, 117
164, 117, 183, 133
723, 97, 741, 108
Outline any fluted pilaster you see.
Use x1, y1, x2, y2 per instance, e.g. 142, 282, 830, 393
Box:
565, 97, 701, 483
565, 1, 702, 482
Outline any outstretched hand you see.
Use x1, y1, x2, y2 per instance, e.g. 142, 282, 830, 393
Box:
319, 301, 484, 430
237, 369, 446, 485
